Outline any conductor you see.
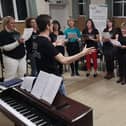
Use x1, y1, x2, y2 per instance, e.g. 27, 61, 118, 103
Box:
35, 15, 95, 95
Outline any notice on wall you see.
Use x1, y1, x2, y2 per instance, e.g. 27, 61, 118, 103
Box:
89, 4, 108, 34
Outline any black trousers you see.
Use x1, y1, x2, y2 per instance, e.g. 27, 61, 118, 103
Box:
56, 46, 65, 75
103, 46, 118, 73
118, 53, 126, 79
66, 42, 80, 74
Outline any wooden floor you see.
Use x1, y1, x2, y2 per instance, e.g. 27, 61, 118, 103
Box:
1, 71, 126, 126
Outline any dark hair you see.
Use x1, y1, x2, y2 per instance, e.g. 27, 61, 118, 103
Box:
36, 14, 51, 32
84, 19, 96, 31
106, 18, 115, 30
25, 17, 35, 28
52, 20, 61, 31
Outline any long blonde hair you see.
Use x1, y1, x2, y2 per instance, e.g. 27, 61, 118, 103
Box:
2, 16, 14, 30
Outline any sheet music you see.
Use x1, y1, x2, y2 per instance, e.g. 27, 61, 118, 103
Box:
68, 33, 78, 39
110, 39, 121, 47
31, 71, 48, 99
22, 28, 33, 41
31, 71, 62, 104
57, 35, 66, 41
21, 76, 35, 92
41, 74, 62, 104
102, 32, 111, 39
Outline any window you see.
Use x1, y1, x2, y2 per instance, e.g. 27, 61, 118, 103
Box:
16, 0, 27, 20
78, 0, 86, 15
113, 0, 126, 17
0, 0, 27, 20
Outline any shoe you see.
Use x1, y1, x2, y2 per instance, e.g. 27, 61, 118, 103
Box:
86, 73, 90, 77
121, 81, 126, 85
111, 72, 115, 78
116, 78, 122, 83
93, 73, 97, 77
76, 72, 80, 76
109, 72, 115, 79
71, 73, 74, 76
104, 73, 114, 80
104, 73, 109, 79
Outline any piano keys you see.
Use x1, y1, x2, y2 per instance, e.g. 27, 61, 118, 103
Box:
0, 87, 93, 126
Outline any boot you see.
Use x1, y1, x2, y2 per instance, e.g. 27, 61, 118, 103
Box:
116, 77, 122, 83
121, 77, 126, 85
104, 73, 110, 79
104, 72, 114, 80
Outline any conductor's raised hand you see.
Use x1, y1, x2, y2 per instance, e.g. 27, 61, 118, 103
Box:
81, 45, 96, 55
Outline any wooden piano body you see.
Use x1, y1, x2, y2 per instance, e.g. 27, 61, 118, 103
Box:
0, 87, 93, 126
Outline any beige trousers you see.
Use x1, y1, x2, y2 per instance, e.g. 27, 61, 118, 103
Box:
3, 55, 26, 80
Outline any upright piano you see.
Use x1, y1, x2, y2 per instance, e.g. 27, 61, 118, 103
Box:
0, 87, 93, 126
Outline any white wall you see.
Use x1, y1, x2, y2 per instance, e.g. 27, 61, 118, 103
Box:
35, 0, 72, 30
36, 0, 50, 15
91, 0, 105, 4
35, 0, 106, 30
49, 0, 72, 30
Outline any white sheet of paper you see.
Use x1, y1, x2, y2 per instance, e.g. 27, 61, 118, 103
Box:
110, 40, 121, 46
31, 71, 50, 99
102, 32, 111, 39
68, 33, 78, 39
31, 71, 62, 104
22, 28, 33, 41
41, 74, 62, 104
21, 76, 35, 92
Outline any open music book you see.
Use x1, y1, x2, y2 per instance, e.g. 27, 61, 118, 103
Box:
102, 32, 111, 39
21, 71, 62, 105
21, 76, 36, 92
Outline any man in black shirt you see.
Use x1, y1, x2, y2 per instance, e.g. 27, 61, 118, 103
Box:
35, 15, 95, 95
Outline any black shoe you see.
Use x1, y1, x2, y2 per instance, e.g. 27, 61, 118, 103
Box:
76, 72, 80, 76
104, 73, 114, 80
121, 81, 126, 85
93, 73, 97, 77
86, 73, 90, 77
71, 73, 74, 76
116, 78, 122, 83
121, 79, 126, 85
104, 73, 109, 79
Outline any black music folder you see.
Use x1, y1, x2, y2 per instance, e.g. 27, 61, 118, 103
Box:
0, 78, 23, 88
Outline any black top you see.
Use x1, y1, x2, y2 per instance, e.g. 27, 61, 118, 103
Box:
0, 30, 25, 59
118, 35, 126, 54
50, 31, 64, 42
34, 36, 60, 76
103, 28, 117, 48
82, 28, 99, 48
50, 31, 64, 55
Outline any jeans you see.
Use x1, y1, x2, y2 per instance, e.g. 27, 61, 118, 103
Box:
59, 80, 66, 96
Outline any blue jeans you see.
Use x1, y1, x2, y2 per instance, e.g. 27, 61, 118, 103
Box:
59, 80, 66, 96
